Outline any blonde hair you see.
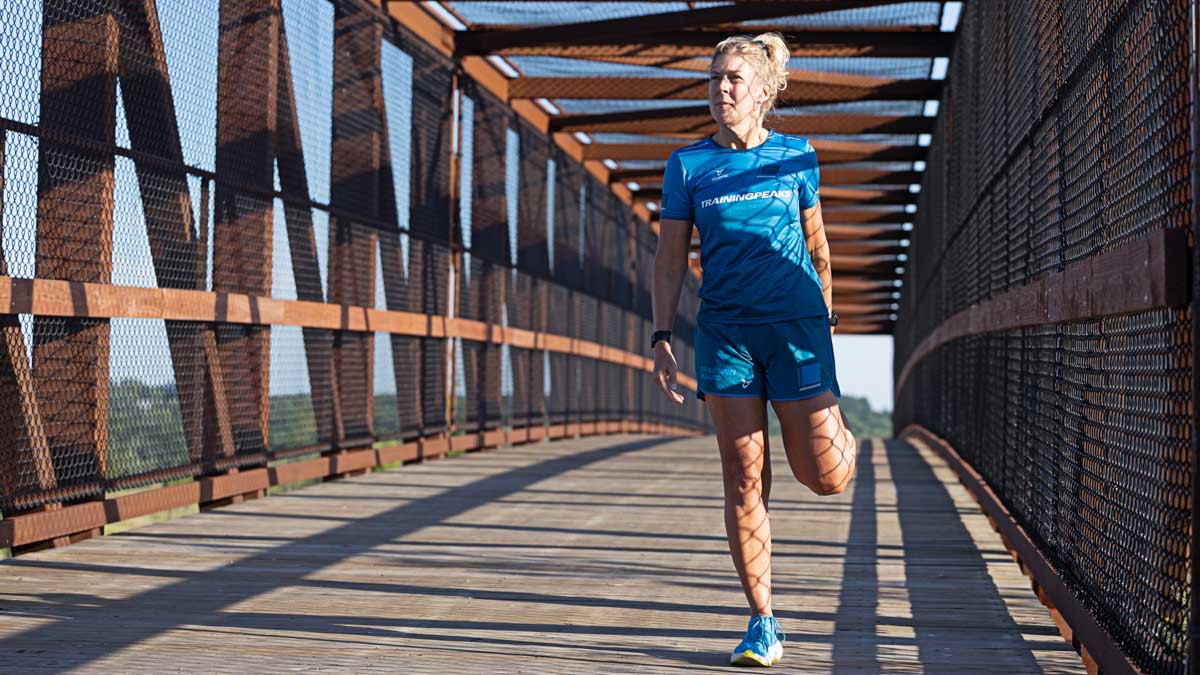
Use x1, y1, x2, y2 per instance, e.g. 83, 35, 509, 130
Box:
712, 32, 790, 118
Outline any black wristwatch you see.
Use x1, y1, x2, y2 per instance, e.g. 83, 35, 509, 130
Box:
829, 311, 839, 327
650, 330, 672, 350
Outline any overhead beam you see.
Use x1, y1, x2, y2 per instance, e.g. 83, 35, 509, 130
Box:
611, 167, 921, 185
509, 76, 940, 102
481, 31, 955, 59
584, 141, 924, 163
824, 223, 910, 239
455, 1, 925, 55
823, 208, 912, 224
554, 109, 934, 136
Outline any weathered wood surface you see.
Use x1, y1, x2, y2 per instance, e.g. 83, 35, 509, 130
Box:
0, 435, 1082, 673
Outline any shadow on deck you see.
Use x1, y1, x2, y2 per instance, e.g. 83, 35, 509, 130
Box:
0, 434, 1082, 673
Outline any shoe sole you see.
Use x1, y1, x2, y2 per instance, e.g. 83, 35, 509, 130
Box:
730, 645, 782, 667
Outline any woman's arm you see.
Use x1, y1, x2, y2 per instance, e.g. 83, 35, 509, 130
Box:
801, 201, 834, 333
652, 217, 693, 404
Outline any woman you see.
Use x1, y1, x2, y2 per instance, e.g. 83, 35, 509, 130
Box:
651, 32, 858, 667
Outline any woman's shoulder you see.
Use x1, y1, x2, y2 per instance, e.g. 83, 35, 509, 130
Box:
768, 131, 816, 154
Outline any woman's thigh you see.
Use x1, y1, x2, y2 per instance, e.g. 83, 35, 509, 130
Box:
770, 391, 855, 495
706, 394, 770, 482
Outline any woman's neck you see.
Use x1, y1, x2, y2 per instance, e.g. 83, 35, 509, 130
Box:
714, 120, 768, 150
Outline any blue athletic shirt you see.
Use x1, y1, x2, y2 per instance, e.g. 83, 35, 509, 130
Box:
661, 130, 826, 324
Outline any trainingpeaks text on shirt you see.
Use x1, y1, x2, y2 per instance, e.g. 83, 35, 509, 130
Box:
699, 188, 795, 210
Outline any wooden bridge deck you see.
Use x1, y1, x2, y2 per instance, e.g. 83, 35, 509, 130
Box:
0, 434, 1083, 673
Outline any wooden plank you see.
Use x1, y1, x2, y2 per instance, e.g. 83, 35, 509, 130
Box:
34, 0, 119, 497
904, 427, 1139, 675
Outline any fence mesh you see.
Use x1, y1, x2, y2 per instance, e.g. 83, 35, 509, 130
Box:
894, 0, 1193, 671
0, 0, 707, 517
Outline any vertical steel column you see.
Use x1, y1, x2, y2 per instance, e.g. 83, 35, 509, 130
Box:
214, 0, 278, 457
329, 1, 386, 444
34, 0, 119, 494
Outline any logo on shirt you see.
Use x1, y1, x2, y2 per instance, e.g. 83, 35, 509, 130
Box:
712, 168, 728, 182
699, 189, 795, 210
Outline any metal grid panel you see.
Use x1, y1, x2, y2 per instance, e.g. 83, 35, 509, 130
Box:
0, 0, 711, 517
894, 0, 1194, 671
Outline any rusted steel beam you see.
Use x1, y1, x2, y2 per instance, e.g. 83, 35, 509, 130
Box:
611, 166, 920, 186
510, 76, 940, 102
895, 228, 1190, 397
34, 0, 119, 497
827, 240, 907, 256
214, 0, 278, 458
273, 12, 339, 447
116, 0, 237, 468
820, 186, 916, 206
555, 110, 933, 136
586, 141, 923, 163
823, 223, 909, 239
822, 208, 911, 224
472, 31, 953, 60
329, 1, 386, 442
454, 1, 923, 55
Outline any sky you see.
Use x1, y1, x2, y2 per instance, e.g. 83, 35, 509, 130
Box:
832, 335, 893, 412
0, 0, 896, 415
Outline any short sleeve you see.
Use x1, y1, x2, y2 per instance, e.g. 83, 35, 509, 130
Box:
797, 142, 820, 209
660, 151, 694, 221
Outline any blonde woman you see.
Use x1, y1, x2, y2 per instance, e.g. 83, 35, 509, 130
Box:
651, 33, 857, 667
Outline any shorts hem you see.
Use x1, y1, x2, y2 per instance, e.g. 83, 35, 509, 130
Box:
697, 390, 764, 400
768, 387, 835, 402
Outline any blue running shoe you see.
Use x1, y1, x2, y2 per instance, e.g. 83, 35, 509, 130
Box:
730, 615, 785, 667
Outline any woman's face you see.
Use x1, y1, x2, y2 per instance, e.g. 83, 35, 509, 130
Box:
708, 53, 769, 127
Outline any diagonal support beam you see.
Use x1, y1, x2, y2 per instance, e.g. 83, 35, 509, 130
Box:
0, 129, 55, 509
117, 0, 236, 467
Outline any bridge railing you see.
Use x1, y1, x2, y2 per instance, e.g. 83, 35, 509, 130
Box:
894, 0, 1195, 672
0, 0, 707, 546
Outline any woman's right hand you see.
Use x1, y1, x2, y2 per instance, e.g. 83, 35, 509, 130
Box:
653, 343, 686, 405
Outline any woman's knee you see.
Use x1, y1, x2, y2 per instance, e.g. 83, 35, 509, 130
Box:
804, 448, 855, 496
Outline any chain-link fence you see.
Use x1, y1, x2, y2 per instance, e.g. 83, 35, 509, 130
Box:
0, 0, 708, 518
894, 0, 1194, 672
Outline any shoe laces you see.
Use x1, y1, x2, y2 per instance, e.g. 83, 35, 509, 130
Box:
749, 615, 786, 644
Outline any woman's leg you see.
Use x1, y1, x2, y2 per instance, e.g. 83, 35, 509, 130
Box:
771, 390, 856, 495
706, 394, 773, 616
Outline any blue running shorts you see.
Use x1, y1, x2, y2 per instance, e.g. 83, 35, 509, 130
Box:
694, 316, 842, 401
